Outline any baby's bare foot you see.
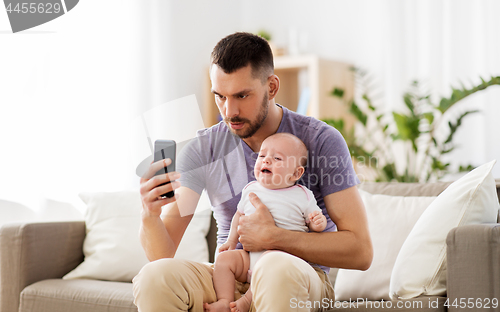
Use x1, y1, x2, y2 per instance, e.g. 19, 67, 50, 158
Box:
203, 299, 231, 312
229, 293, 252, 312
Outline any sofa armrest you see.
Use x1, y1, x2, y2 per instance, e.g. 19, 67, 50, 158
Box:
0, 221, 85, 312
446, 223, 500, 311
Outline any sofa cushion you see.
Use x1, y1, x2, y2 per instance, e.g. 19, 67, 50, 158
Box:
328, 182, 451, 286
19, 279, 136, 312
334, 190, 436, 301
358, 182, 452, 197
390, 160, 500, 299
63, 190, 211, 282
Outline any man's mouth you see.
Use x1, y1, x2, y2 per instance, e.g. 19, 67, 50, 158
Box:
229, 122, 244, 130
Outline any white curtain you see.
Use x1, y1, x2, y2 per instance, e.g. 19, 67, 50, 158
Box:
380, 0, 500, 177
0, 0, 142, 210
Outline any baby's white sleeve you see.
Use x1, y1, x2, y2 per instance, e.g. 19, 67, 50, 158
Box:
237, 185, 251, 214
237, 191, 246, 214
303, 189, 322, 220
237, 199, 245, 214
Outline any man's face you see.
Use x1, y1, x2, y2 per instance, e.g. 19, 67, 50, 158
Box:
210, 65, 269, 139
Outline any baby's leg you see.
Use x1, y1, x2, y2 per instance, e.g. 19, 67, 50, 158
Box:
204, 250, 250, 312
230, 250, 272, 312
229, 289, 252, 312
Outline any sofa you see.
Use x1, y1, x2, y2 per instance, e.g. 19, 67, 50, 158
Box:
1, 180, 499, 312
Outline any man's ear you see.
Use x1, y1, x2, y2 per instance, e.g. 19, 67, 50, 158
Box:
268, 74, 280, 100
292, 166, 305, 182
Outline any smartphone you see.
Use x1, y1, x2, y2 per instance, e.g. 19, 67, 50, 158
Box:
153, 139, 176, 198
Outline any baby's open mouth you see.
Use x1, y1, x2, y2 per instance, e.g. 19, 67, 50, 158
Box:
261, 169, 272, 173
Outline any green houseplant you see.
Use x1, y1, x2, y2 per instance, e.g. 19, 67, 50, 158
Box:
256, 30, 272, 41
324, 70, 500, 182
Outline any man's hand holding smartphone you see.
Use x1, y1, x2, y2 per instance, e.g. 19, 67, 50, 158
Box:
139, 140, 180, 219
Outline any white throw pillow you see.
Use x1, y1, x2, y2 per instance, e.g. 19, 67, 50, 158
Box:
390, 160, 500, 299
37, 198, 84, 222
173, 190, 212, 262
0, 199, 38, 227
63, 190, 211, 282
334, 190, 436, 301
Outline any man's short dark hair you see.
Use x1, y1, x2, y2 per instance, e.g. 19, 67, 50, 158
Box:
211, 32, 274, 83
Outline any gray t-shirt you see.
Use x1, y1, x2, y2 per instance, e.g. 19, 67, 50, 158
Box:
178, 104, 359, 273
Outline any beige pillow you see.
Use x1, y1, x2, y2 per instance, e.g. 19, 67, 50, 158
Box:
390, 160, 500, 299
334, 190, 436, 301
63, 190, 211, 282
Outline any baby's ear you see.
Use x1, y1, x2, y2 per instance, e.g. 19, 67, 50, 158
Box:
292, 166, 305, 181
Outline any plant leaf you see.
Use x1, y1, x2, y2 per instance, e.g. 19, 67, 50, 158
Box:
382, 163, 397, 181
458, 164, 475, 172
323, 118, 345, 132
444, 110, 479, 144
431, 157, 449, 171
395, 112, 421, 152
441, 147, 455, 154
349, 101, 368, 126
423, 112, 434, 125
403, 93, 415, 115
438, 76, 500, 113
362, 94, 376, 111
392, 113, 411, 140
331, 88, 345, 98
392, 112, 420, 151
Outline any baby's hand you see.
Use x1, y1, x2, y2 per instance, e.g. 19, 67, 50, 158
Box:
218, 239, 238, 253
307, 211, 327, 232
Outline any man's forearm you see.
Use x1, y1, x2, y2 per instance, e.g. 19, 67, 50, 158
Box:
268, 227, 372, 270
140, 215, 176, 261
239, 187, 373, 269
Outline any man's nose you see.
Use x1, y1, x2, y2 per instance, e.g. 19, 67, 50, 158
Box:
225, 98, 239, 118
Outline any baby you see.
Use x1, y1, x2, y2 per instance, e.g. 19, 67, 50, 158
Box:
203, 133, 327, 312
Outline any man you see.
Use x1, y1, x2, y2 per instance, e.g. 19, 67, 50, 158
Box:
134, 32, 373, 312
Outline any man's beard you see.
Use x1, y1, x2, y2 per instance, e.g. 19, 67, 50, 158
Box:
224, 93, 269, 139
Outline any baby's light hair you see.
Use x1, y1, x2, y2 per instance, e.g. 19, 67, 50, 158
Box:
265, 133, 308, 167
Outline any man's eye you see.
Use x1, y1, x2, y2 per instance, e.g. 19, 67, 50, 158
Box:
217, 94, 225, 100
239, 95, 248, 99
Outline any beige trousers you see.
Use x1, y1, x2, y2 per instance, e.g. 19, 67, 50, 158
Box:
132, 251, 335, 312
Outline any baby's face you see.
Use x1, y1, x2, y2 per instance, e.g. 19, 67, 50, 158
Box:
254, 136, 304, 189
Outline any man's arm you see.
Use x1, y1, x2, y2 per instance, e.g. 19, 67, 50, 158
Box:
139, 159, 201, 261
140, 187, 201, 261
237, 185, 373, 270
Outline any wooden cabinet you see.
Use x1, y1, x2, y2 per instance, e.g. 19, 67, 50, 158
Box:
203, 55, 355, 128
